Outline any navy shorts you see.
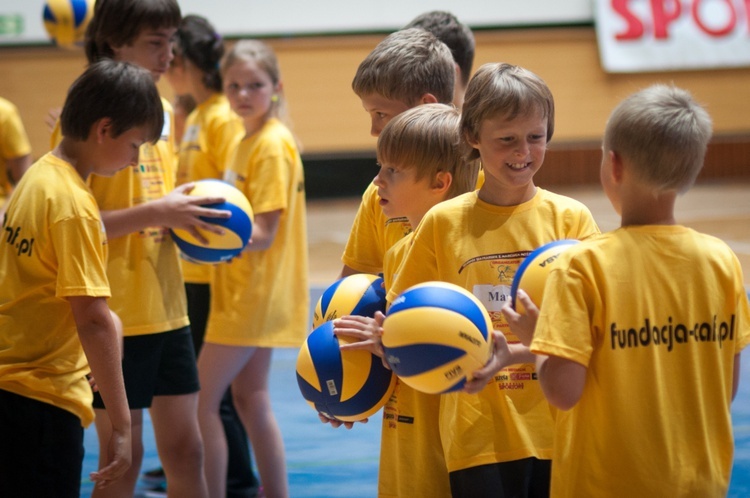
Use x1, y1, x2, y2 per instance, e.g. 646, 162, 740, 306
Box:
93, 326, 200, 410
0, 389, 84, 498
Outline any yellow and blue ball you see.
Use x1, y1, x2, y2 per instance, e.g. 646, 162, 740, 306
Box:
43, 0, 94, 48
296, 321, 396, 422
312, 273, 386, 328
510, 239, 580, 314
171, 179, 254, 264
382, 281, 493, 394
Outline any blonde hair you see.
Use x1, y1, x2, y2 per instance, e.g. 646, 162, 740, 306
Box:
352, 28, 455, 106
604, 84, 712, 193
377, 104, 478, 199
460, 63, 555, 162
221, 39, 287, 122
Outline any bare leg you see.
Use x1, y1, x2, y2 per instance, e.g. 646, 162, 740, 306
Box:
198, 343, 256, 498
232, 348, 288, 498
149, 392, 208, 498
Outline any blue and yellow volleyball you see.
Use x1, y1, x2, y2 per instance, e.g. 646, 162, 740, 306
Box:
382, 281, 493, 394
296, 321, 396, 422
171, 179, 254, 264
510, 239, 580, 314
312, 273, 386, 328
43, 0, 94, 48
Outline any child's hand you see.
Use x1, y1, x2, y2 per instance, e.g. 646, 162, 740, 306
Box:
317, 411, 368, 429
89, 426, 132, 488
334, 311, 386, 358
464, 331, 511, 394
502, 290, 539, 347
158, 183, 231, 244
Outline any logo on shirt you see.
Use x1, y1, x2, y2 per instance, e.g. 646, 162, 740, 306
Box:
610, 315, 736, 352
3, 220, 34, 257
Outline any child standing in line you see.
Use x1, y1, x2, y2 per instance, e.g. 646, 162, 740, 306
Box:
339, 28, 456, 279
498, 84, 749, 497
59, 1, 230, 496
197, 40, 308, 498
0, 96, 32, 215
158, 14, 259, 498
387, 63, 600, 498
333, 103, 480, 498
0, 59, 164, 497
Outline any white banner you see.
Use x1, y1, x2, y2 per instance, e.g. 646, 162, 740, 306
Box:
595, 0, 750, 73
0, 0, 594, 46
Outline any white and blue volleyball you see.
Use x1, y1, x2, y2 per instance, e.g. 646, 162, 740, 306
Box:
510, 239, 579, 314
43, 0, 94, 48
312, 273, 386, 328
296, 321, 396, 422
382, 281, 493, 394
171, 179, 254, 264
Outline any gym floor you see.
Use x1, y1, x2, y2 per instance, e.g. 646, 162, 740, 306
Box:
81, 182, 750, 496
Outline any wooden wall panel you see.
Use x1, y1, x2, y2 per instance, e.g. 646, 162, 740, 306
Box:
1, 27, 748, 183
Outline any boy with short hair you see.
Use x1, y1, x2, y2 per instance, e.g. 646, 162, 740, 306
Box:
387, 63, 600, 498
334, 103, 480, 497
340, 27, 455, 278
501, 84, 750, 497
0, 59, 164, 497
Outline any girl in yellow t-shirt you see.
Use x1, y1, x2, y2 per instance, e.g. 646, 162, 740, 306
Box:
197, 40, 309, 498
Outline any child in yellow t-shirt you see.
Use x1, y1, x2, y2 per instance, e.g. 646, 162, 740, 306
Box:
333, 104, 480, 498
197, 39, 308, 498
0, 96, 32, 214
339, 28, 456, 278
497, 84, 750, 497
0, 59, 164, 497
388, 63, 600, 498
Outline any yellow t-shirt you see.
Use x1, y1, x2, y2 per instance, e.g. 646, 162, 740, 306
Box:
205, 118, 308, 347
388, 188, 600, 472
342, 170, 485, 275
177, 93, 244, 283
342, 182, 411, 274
0, 97, 32, 205
0, 153, 109, 426
87, 98, 188, 336
532, 225, 750, 497
379, 233, 451, 498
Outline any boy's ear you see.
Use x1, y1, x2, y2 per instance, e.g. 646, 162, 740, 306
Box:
432, 171, 452, 194
419, 93, 439, 105
609, 150, 625, 184
93, 118, 114, 144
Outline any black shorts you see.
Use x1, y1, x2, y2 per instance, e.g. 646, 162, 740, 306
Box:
0, 389, 84, 498
93, 326, 199, 410
449, 457, 551, 498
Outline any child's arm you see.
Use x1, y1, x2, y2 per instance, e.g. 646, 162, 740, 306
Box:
101, 183, 231, 241
501, 289, 539, 347
536, 355, 587, 410
68, 296, 131, 487
244, 209, 281, 252
334, 311, 386, 358
463, 331, 536, 394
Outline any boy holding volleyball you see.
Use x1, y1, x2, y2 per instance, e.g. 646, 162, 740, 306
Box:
387, 63, 599, 498
335, 103, 479, 498
496, 84, 750, 496
0, 59, 164, 497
